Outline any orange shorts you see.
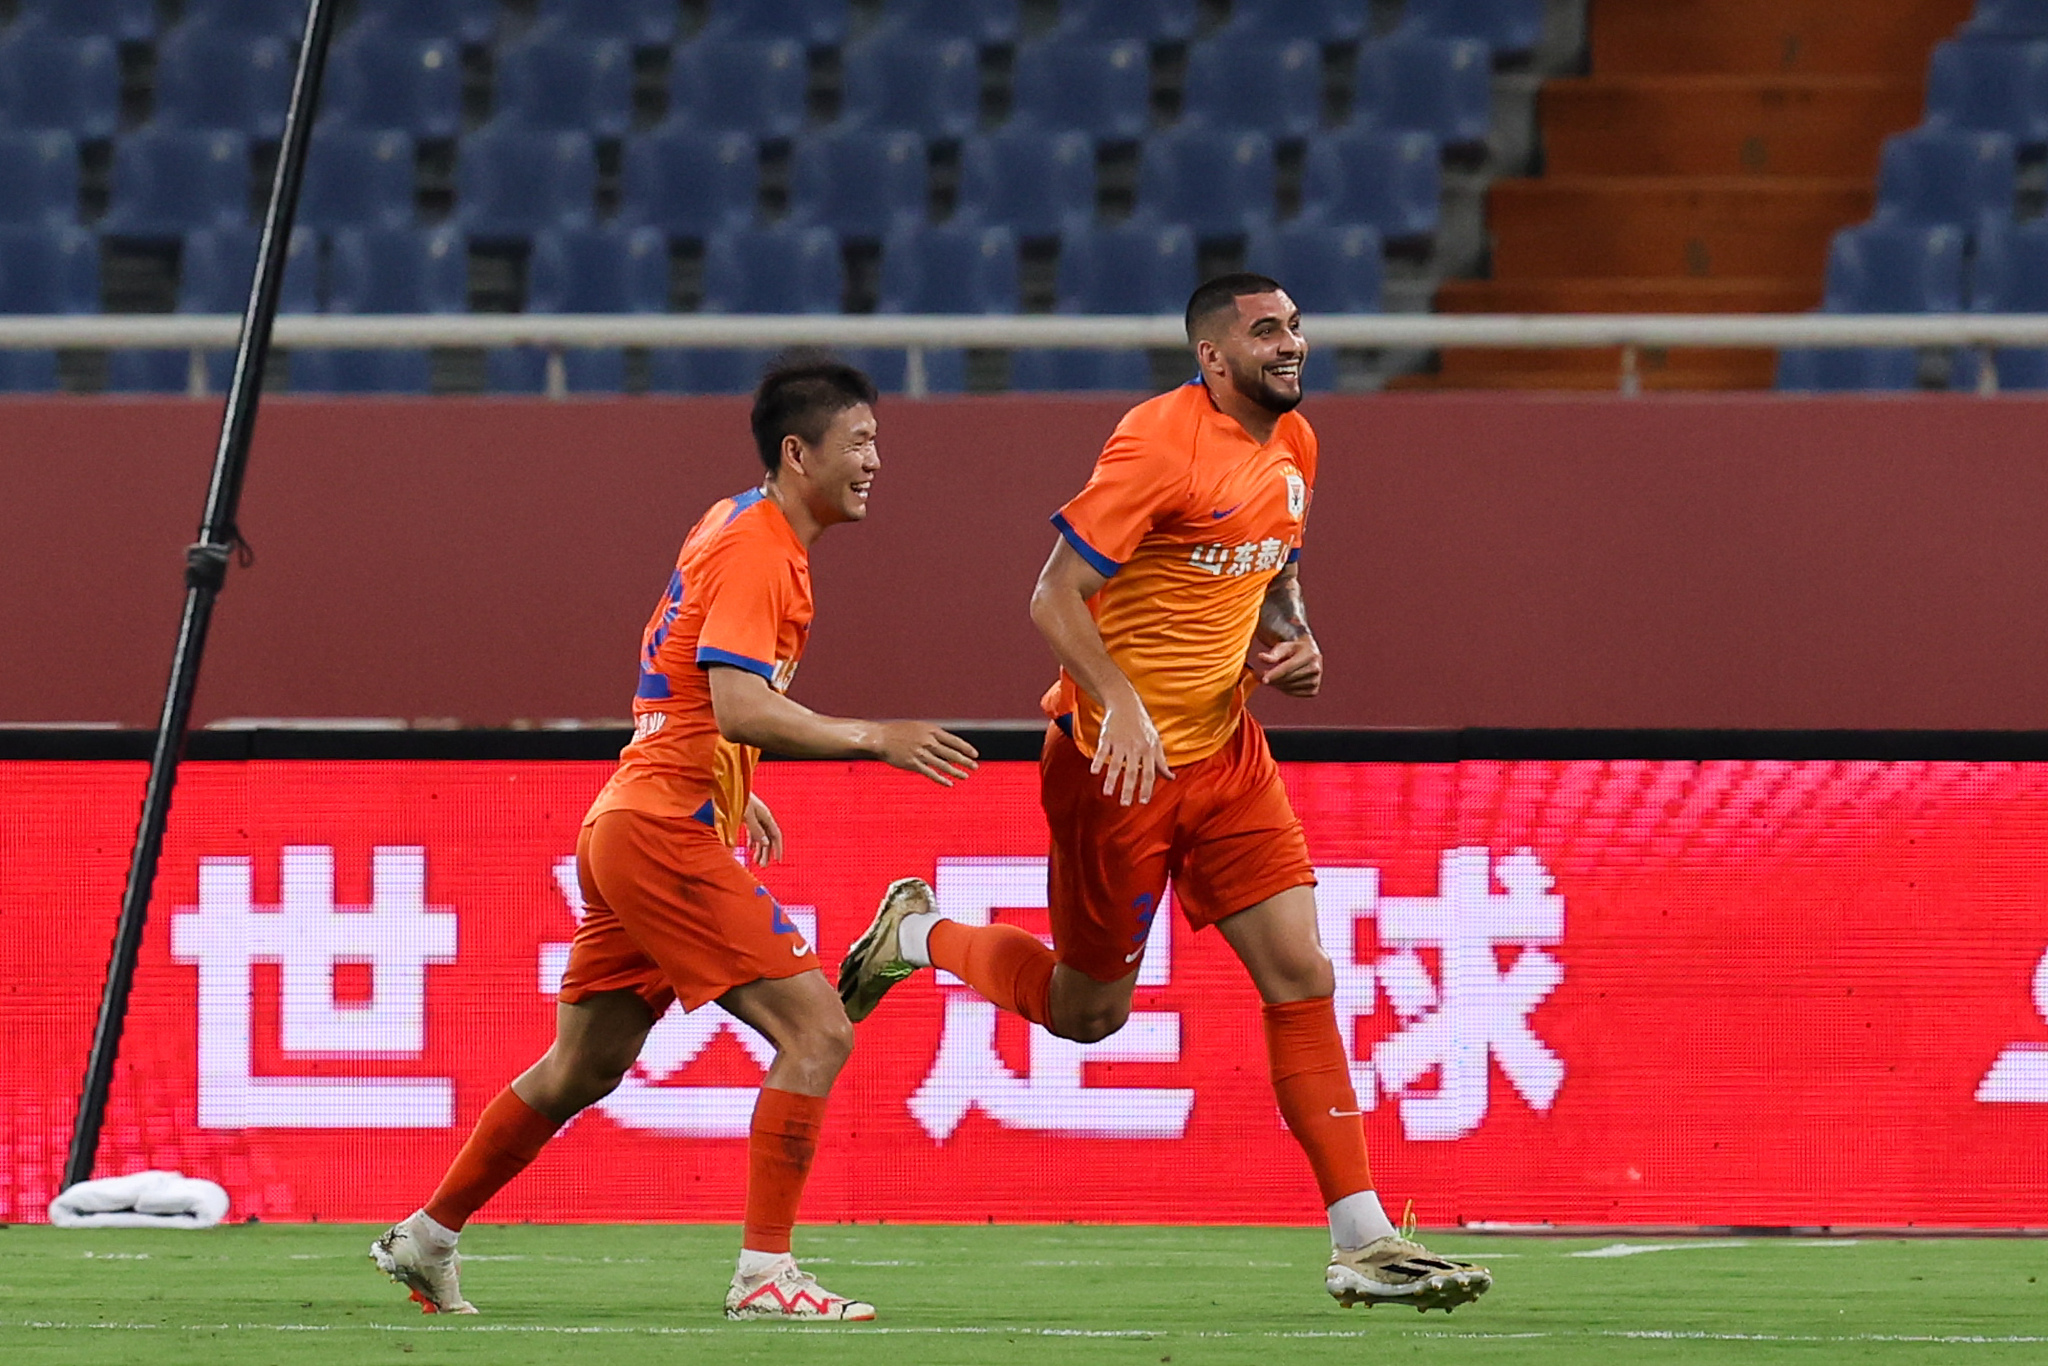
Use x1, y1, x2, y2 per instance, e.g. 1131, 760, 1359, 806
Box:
1041, 712, 1315, 983
563, 806, 820, 1016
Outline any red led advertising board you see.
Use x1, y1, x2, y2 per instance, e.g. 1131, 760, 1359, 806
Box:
3, 758, 2045, 1228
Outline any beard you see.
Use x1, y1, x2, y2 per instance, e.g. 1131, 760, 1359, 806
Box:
1226, 353, 1304, 414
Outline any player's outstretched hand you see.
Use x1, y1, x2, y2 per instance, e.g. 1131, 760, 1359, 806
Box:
743, 792, 784, 865
1093, 700, 1174, 806
1255, 636, 1323, 698
874, 722, 980, 787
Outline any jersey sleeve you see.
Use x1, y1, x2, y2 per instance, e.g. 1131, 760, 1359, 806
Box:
1291, 421, 1318, 561
1050, 423, 1189, 576
693, 533, 789, 681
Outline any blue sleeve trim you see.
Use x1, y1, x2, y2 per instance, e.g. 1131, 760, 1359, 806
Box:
696, 646, 776, 680
1286, 547, 1301, 564
1051, 512, 1120, 578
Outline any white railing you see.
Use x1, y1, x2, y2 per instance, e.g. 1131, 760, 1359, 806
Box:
7, 313, 2048, 397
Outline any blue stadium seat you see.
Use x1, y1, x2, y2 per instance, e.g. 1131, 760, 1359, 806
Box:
176, 0, 307, 39
788, 128, 927, 237
107, 224, 318, 393
103, 129, 251, 238
1057, 218, 1195, 313
622, 125, 758, 237
1354, 32, 1492, 146
0, 225, 97, 391
879, 220, 1019, 313
1925, 40, 2048, 151
152, 28, 294, 136
12, 0, 157, 42
294, 224, 467, 393
647, 221, 843, 393
346, 0, 499, 46
1400, 0, 1546, 58
0, 131, 80, 229
321, 29, 462, 141
1302, 127, 1442, 241
456, 124, 597, 237
1137, 127, 1275, 235
701, 0, 850, 48
533, 0, 683, 46
957, 128, 1095, 236
1008, 349, 1154, 390
488, 223, 669, 393
1966, 0, 2048, 38
837, 346, 966, 394
877, 0, 1020, 46
1215, 0, 1367, 43
1874, 126, 2017, 229
0, 30, 120, 141
1775, 347, 1922, 392
840, 35, 980, 139
1054, 0, 1197, 43
1181, 39, 1322, 139
1246, 218, 1382, 315
299, 128, 414, 231
667, 38, 808, 140
1775, 221, 1964, 394
1011, 38, 1151, 140
1967, 217, 2048, 388
493, 36, 634, 139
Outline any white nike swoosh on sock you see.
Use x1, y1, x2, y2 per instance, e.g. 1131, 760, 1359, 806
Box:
1328, 1108, 1363, 1117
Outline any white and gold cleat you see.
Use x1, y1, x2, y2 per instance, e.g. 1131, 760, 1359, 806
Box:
1326, 1235, 1492, 1313
370, 1213, 478, 1315
836, 876, 934, 1023
724, 1256, 876, 1321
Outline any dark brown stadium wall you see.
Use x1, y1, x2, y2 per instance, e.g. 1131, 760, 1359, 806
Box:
12, 392, 2048, 731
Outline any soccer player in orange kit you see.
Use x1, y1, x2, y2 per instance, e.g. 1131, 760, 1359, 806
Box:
841, 276, 1492, 1313
373, 355, 978, 1322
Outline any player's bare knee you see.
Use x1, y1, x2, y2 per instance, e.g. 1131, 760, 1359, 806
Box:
1058, 1000, 1131, 1044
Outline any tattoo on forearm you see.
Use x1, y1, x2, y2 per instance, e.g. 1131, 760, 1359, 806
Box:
1260, 577, 1310, 644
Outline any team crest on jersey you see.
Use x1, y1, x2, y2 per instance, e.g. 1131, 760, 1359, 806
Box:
1284, 471, 1307, 520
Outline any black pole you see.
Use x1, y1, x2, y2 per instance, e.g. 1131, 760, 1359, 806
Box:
64, 0, 340, 1191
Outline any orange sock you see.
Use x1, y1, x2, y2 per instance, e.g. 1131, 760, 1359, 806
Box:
927, 920, 1055, 1027
423, 1087, 564, 1230
1264, 997, 1375, 1206
743, 1087, 827, 1255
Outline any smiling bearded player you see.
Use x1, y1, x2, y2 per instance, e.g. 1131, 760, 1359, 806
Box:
372, 353, 978, 1323
840, 276, 1492, 1314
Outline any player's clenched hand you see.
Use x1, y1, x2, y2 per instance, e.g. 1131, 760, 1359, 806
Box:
743, 792, 784, 865
1093, 699, 1174, 806
1255, 636, 1322, 698
874, 722, 980, 787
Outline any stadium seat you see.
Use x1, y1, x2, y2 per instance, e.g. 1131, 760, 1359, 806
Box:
0, 131, 81, 230
1057, 218, 1196, 313
1965, 0, 2048, 38
321, 29, 462, 141
1925, 40, 2048, 151
876, 0, 1020, 46
788, 128, 928, 237
152, 27, 294, 136
107, 224, 318, 393
837, 346, 967, 394
493, 36, 635, 140
1774, 348, 1922, 392
488, 223, 669, 393
700, 0, 850, 48
878, 220, 1019, 313
0, 225, 97, 391
1008, 349, 1155, 390
12, 0, 157, 42
1967, 217, 2048, 388
294, 224, 467, 393
1824, 220, 1967, 312
532, 0, 683, 46
840, 35, 981, 140
102, 129, 251, 238
647, 221, 843, 394
1354, 32, 1492, 147
0, 30, 120, 141
1137, 127, 1276, 236
622, 125, 759, 238
456, 124, 597, 238
667, 38, 808, 140
1214, 0, 1367, 44
176, 0, 307, 39
1874, 126, 2017, 230
1302, 127, 1442, 242
1053, 0, 1198, 43
299, 128, 415, 231
957, 128, 1095, 236
1246, 218, 1381, 391
1400, 0, 1547, 59
1011, 39, 1152, 141
346, 0, 499, 46
1180, 39, 1322, 139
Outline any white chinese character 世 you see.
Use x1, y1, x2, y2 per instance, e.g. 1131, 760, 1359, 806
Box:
1978, 946, 2048, 1103
1254, 538, 1287, 571
170, 847, 458, 1129
539, 857, 817, 1138
1317, 848, 1566, 1141
908, 858, 1192, 1142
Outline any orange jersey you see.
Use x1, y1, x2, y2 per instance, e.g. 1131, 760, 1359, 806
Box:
585, 489, 812, 843
1043, 380, 1317, 766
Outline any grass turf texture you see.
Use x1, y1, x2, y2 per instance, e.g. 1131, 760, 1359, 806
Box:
2, 1225, 2043, 1364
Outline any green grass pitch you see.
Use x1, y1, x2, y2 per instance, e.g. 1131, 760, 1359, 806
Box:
3, 1224, 2043, 1365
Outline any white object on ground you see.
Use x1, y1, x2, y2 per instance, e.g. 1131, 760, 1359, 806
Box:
48, 1171, 230, 1229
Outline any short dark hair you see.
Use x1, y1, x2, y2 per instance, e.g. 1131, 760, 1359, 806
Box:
750, 350, 879, 473
1185, 272, 1287, 343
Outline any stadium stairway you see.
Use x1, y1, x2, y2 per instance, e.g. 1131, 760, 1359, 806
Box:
1419, 0, 1973, 390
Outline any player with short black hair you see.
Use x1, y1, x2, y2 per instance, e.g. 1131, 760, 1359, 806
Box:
842, 282, 1493, 1314
373, 353, 978, 1323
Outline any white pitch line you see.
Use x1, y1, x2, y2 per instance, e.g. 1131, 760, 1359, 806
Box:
1570, 1241, 1751, 1258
